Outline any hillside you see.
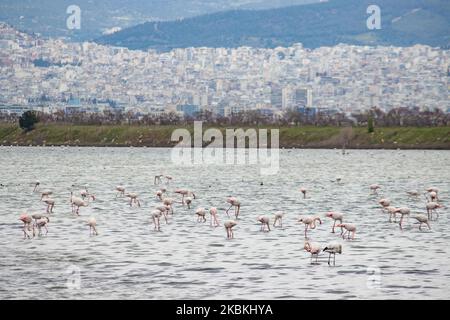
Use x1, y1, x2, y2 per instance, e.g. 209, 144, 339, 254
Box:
96, 0, 450, 51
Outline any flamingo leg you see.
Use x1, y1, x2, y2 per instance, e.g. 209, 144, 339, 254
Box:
332, 220, 336, 233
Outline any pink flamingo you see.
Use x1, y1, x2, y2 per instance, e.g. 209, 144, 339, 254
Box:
115, 185, 125, 197
257, 215, 270, 232
70, 192, 89, 215
151, 210, 165, 231
379, 198, 391, 213
195, 208, 207, 223
87, 217, 98, 236
426, 202, 443, 220
394, 207, 410, 230
210, 207, 220, 227
175, 189, 196, 204
35, 216, 49, 236
163, 197, 174, 214
370, 184, 381, 194
411, 214, 431, 231
80, 189, 96, 201
385, 206, 399, 222
224, 220, 237, 239
43, 198, 55, 213
226, 197, 241, 219
304, 241, 321, 264
19, 214, 33, 239
40, 190, 52, 200
273, 211, 284, 227
337, 223, 356, 240
298, 215, 322, 238
126, 193, 141, 207
325, 212, 344, 233
300, 187, 307, 199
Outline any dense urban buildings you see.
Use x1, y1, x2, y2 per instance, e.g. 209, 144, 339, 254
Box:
0, 23, 449, 118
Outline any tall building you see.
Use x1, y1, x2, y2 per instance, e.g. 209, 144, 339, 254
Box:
282, 87, 312, 109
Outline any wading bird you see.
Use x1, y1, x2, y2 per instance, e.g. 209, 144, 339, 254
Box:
19, 214, 33, 239
426, 202, 442, 220
151, 210, 164, 231
257, 215, 270, 232
226, 197, 241, 219
126, 193, 141, 207
80, 189, 96, 201
33, 180, 40, 192
370, 184, 381, 194
298, 215, 322, 238
323, 242, 342, 266
87, 217, 98, 236
70, 192, 89, 215
175, 189, 196, 204
40, 190, 52, 200
300, 187, 307, 199
35, 216, 49, 236
115, 186, 125, 197
210, 207, 219, 227
304, 241, 321, 264
43, 197, 55, 213
325, 212, 344, 233
224, 220, 237, 239
195, 207, 207, 223
163, 197, 174, 214
273, 211, 284, 228
411, 214, 431, 231
337, 223, 356, 240
394, 207, 410, 230
379, 199, 391, 212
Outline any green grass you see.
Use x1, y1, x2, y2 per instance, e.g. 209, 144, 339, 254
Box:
0, 123, 449, 149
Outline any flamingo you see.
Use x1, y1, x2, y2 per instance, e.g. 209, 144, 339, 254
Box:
126, 193, 141, 207
370, 184, 381, 194
298, 215, 322, 238
42, 197, 55, 213
87, 217, 98, 236
379, 198, 390, 212
428, 191, 438, 202
426, 187, 439, 201
156, 190, 164, 200
185, 197, 193, 209
195, 207, 207, 223
163, 197, 174, 214
115, 185, 125, 197
19, 214, 33, 239
257, 215, 270, 232
35, 217, 49, 236
151, 210, 164, 231
300, 187, 307, 199
273, 211, 284, 227
40, 190, 52, 200
323, 242, 342, 266
394, 207, 410, 230
325, 212, 343, 233
385, 206, 399, 222
407, 190, 420, 197
336, 223, 356, 240
411, 214, 431, 231
224, 220, 237, 239
426, 202, 443, 220
175, 189, 196, 204
155, 205, 170, 223
33, 180, 40, 192
226, 197, 241, 219
304, 241, 321, 264
209, 207, 220, 227
70, 192, 89, 215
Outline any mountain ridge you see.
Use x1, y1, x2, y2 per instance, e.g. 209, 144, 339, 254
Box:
96, 0, 450, 51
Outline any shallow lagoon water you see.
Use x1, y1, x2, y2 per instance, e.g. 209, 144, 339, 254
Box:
0, 147, 449, 299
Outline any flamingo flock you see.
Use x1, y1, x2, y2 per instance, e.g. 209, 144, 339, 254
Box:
14, 175, 446, 268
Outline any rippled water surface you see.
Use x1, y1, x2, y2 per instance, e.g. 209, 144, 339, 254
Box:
0, 147, 449, 299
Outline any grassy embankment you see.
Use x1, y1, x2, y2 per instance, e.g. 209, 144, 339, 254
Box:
0, 123, 449, 149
